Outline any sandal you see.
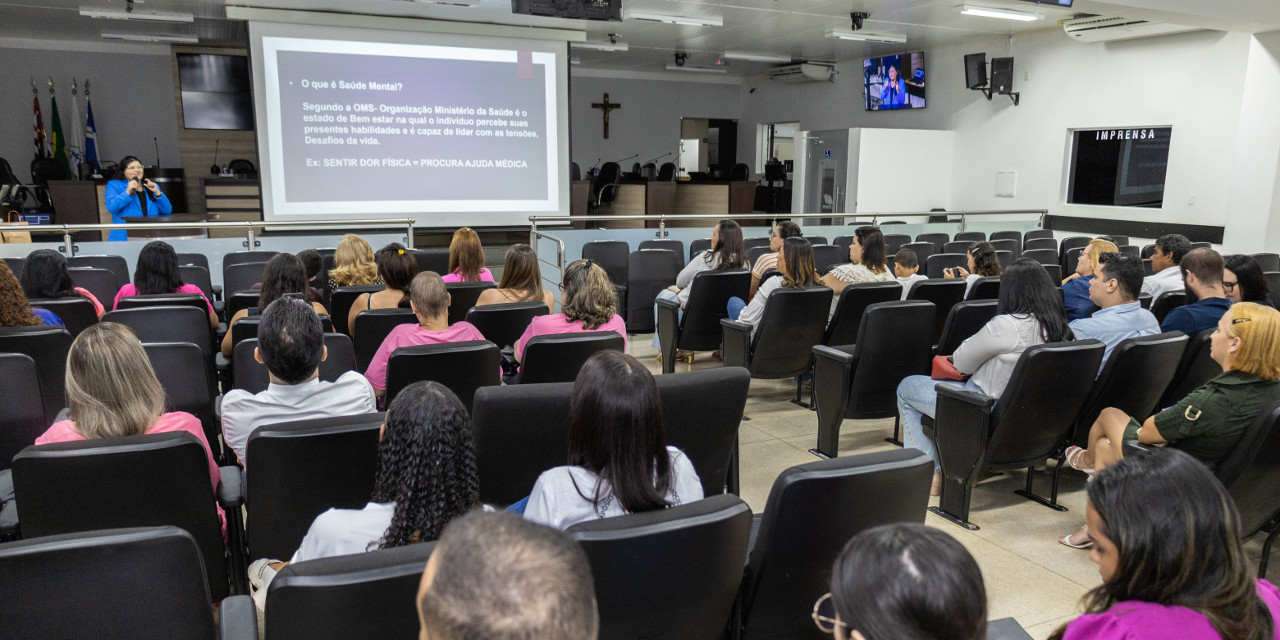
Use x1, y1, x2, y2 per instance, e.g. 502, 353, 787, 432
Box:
676, 351, 694, 364
1058, 525, 1093, 549
1065, 446, 1095, 475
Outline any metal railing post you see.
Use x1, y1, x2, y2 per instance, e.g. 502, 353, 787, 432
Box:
245, 223, 256, 249
659, 215, 666, 238
959, 212, 968, 232
406, 220, 415, 249
62, 226, 74, 256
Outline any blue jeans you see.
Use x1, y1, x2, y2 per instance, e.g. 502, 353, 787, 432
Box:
651, 289, 682, 348
727, 296, 746, 320
896, 375, 982, 472
506, 496, 529, 514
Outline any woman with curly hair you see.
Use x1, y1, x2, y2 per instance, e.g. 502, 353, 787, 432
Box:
514, 259, 626, 371
19, 248, 105, 316
0, 260, 63, 327
442, 227, 494, 283
247, 380, 480, 608
944, 241, 1003, 297
326, 234, 383, 289
1062, 238, 1119, 320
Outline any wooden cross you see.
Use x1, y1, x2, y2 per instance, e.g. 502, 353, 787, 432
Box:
591, 93, 621, 139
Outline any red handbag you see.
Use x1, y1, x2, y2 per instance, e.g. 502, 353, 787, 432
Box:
931, 355, 971, 382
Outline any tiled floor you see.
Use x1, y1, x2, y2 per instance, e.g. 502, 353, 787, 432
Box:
628, 335, 1278, 639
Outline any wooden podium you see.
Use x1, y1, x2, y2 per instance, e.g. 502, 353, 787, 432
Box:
120, 214, 210, 239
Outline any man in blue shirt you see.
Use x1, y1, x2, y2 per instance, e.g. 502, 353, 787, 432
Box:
1161, 248, 1233, 336
1070, 253, 1161, 364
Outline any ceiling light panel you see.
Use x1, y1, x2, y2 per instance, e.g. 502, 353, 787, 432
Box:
957, 5, 1044, 21
101, 32, 199, 43
722, 51, 792, 63
825, 30, 907, 43
627, 11, 723, 27
572, 40, 629, 52
80, 8, 195, 23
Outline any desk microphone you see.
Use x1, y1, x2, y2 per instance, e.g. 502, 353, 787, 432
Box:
612, 154, 639, 164
587, 158, 602, 176
643, 152, 673, 164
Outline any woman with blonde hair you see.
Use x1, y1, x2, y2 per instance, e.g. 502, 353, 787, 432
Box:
443, 227, 494, 283
327, 234, 383, 289
513, 259, 626, 377
1062, 238, 1119, 320
729, 237, 824, 335
475, 244, 555, 309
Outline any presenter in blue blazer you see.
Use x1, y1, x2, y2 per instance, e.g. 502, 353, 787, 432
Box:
104, 155, 171, 241
879, 64, 907, 110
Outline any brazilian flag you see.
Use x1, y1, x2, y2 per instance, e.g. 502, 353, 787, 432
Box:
50, 96, 72, 177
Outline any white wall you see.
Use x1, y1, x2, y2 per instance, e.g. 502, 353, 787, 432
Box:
0, 40, 182, 181
854, 128, 955, 212
1223, 31, 1280, 253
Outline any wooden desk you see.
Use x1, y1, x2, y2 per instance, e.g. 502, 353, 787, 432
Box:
571, 181, 679, 229
121, 213, 209, 239
204, 178, 261, 239
670, 181, 760, 227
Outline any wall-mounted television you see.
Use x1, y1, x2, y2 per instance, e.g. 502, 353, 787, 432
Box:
177, 53, 254, 130
1019, 0, 1072, 6
863, 52, 925, 111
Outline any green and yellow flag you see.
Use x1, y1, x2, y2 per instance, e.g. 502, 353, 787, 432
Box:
50, 96, 72, 177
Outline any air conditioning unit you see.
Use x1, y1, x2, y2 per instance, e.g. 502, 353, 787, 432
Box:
1062, 16, 1200, 43
767, 62, 835, 83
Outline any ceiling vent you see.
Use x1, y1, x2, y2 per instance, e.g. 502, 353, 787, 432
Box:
767, 62, 835, 83
1062, 15, 1201, 43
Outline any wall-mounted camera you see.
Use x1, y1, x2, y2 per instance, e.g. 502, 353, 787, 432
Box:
673, 52, 688, 67
850, 12, 868, 30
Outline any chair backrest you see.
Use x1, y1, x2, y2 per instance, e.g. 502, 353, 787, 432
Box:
982, 340, 1106, 467
571, 161, 582, 181
657, 162, 677, 182
67, 254, 129, 287
222, 250, 278, 270
224, 290, 259, 320
843, 301, 936, 419
901, 241, 936, 265
935, 299, 999, 356
178, 265, 215, 303
175, 252, 210, 270
832, 235, 854, 259
581, 240, 629, 287
103, 305, 212, 356
944, 240, 976, 254
265, 541, 437, 640
116, 293, 209, 315
811, 245, 845, 274
1063, 246, 1085, 273
330, 284, 385, 336
730, 162, 750, 181
569, 494, 752, 640
222, 262, 268, 298
966, 275, 1001, 301
1024, 229, 1054, 242
0, 325, 72, 424
806, 235, 829, 246
906, 279, 966, 344
351, 308, 417, 372
915, 232, 949, 249
597, 161, 621, 186
1021, 248, 1057, 265
1150, 290, 1187, 323
745, 287, 833, 378
1100, 234, 1130, 246
925, 252, 967, 278
0, 353, 44, 469
1190, 241, 1212, 250
1071, 332, 1188, 447
639, 239, 683, 256
995, 250, 1014, 269
689, 238, 712, 260
1024, 236, 1057, 252
1141, 244, 1157, 259
823, 281, 903, 346
68, 266, 120, 307
232, 334, 357, 394
520, 331, 625, 384
954, 231, 986, 242
1042, 263, 1063, 283
2, 256, 25, 278
1158, 327, 1222, 409
245, 413, 384, 562
745, 245, 771, 269
677, 270, 751, 351
1252, 253, 1280, 272
27, 296, 97, 337
654, 367, 751, 496
882, 233, 912, 254
741, 449, 934, 639
142, 342, 218, 450
465, 301, 549, 349
408, 248, 450, 276
471, 382, 575, 505
1216, 403, 1280, 536
0, 527, 218, 639
230, 316, 262, 349
989, 237, 1020, 255
386, 340, 501, 409
12, 432, 229, 598
1059, 236, 1092, 261
743, 237, 772, 251
446, 281, 496, 326
625, 249, 682, 331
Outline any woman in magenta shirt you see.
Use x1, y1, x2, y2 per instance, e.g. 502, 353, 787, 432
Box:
515, 258, 626, 364
1049, 447, 1280, 640
113, 240, 218, 328
441, 227, 495, 283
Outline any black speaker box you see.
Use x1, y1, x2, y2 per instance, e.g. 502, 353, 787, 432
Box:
991, 57, 1014, 94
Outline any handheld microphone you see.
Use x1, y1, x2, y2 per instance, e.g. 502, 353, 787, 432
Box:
210, 139, 220, 175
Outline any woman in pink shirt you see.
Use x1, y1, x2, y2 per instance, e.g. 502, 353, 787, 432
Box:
1049, 447, 1280, 640
364, 271, 486, 394
515, 259, 626, 367
441, 227, 494, 283
112, 240, 218, 328
34, 322, 225, 535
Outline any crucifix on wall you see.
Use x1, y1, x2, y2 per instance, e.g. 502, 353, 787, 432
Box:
591, 93, 621, 139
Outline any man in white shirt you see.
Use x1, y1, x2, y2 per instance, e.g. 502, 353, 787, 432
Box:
220, 297, 376, 464
1141, 233, 1192, 300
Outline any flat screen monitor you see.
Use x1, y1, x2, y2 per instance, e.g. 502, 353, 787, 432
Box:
177, 54, 254, 130
863, 52, 925, 111
964, 53, 987, 90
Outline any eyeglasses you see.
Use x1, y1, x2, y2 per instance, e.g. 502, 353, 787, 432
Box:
811, 593, 848, 634
1223, 280, 1238, 292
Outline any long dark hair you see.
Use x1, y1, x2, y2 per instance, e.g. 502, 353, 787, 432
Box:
133, 241, 185, 295
370, 381, 479, 549
566, 351, 673, 514
112, 155, 142, 181
706, 219, 748, 271
832, 523, 987, 640
496, 244, 545, 303
781, 237, 821, 288
20, 249, 74, 299
258, 253, 312, 310
1225, 254, 1271, 303
376, 243, 418, 307
996, 258, 1072, 343
854, 226, 888, 274
969, 241, 1003, 277
1049, 448, 1272, 640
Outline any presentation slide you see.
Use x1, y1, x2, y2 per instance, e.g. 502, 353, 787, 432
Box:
249, 22, 571, 226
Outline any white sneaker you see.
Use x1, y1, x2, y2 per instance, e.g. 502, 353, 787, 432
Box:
247, 558, 279, 611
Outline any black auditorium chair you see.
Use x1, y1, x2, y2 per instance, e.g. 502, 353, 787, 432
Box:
571, 161, 581, 181
264, 541, 435, 640
1101, 235, 1130, 246
224, 291, 259, 321
518, 331, 625, 384
1042, 263, 1063, 283
12, 432, 245, 598
656, 367, 751, 497
915, 233, 949, 250
116, 293, 211, 314
1190, 241, 1212, 250
69, 267, 120, 309
743, 236, 772, 251
232, 334, 357, 394
179, 265, 217, 307
721, 287, 832, 387
1252, 253, 1280, 272
464, 301, 549, 349
906, 279, 967, 345
0, 325, 72, 425
1212, 402, 1280, 577
1150, 290, 1187, 324
569, 494, 751, 640
223, 262, 267, 299
1024, 229, 1054, 242
900, 241, 936, 265
954, 231, 986, 242
1059, 236, 1092, 270
385, 340, 501, 409
1142, 258, 1154, 277
102, 306, 215, 389
882, 233, 912, 255
176, 252, 210, 271
0, 354, 44, 469
1024, 237, 1057, 252
223, 250, 278, 270
806, 235, 829, 246
1068, 333, 1187, 449
944, 240, 975, 254
625, 249, 682, 332
232, 413, 383, 563
811, 245, 845, 274
0, 526, 256, 640
1140, 244, 1157, 259
995, 250, 1014, 269
639, 238, 683, 256
656, 270, 750, 374
822, 282, 903, 348
832, 235, 854, 261
330, 285, 384, 336
409, 248, 449, 276
2, 256, 25, 277
1117, 245, 1140, 257
989, 237, 1020, 256
689, 238, 712, 261
67, 255, 128, 287
925, 340, 1106, 530
26, 296, 97, 337
737, 449, 934, 640
1157, 328, 1221, 410
990, 229, 1022, 245
445, 281, 496, 326
351, 308, 417, 373
590, 162, 622, 213
143, 342, 221, 458
745, 246, 770, 270
965, 276, 1001, 301
582, 240, 629, 302
811, 301, 935, 458
926, 253, 967, 279
1022, 248, 1057, 267
1063, 246, 1085, 274
934, 300, 999, 357
471, 382, 574, 506
1267, 272, 1280, 298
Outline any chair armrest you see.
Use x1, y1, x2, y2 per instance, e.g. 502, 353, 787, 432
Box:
218, 595, 258, 640
812, 344, 858, 458
813, 344, 857, 366
932, 384, 996, 473
217, 465, 244, 509
211, 284, 224, 301
215, 353, 230, 372
720, 319, 752, 369
656, 298, 681, 374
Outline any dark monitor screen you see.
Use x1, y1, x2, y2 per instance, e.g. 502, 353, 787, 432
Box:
964, 53, 987, 89
177, 53, 254, 130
